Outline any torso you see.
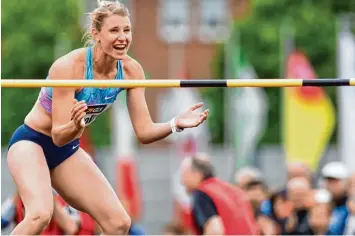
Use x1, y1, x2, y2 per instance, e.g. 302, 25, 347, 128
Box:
24, 47, 125, 136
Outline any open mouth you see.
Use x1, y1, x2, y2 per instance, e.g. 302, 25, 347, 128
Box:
113, 45, 126, 51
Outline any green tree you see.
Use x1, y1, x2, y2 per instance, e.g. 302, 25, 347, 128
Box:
205, 0, 351, 144
1, 0, 83, 146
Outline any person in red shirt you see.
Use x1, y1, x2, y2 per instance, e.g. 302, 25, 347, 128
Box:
180, 153, 259, 235
1, 190, 98, 235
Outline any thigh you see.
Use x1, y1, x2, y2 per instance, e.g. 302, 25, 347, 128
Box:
7, 141, 53, 214
50, 149, 127, 224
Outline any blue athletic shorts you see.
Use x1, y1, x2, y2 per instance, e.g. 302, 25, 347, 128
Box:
8, 124, 80, 170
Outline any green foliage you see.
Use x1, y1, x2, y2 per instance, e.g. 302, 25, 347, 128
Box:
205, 0, 350, 144
1, 0, 84, 146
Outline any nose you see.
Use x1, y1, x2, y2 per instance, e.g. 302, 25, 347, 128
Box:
117, 33, 125, 40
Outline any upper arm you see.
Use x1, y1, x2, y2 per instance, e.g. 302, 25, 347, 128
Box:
192, 191, 218, 230
124, 59, 152, 131
203, 216, 225, 235
49, 58, 77, 131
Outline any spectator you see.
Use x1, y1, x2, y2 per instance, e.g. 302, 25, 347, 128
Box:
259, 161, 312, 221
257, 190, 292, 235
258, 189, 293, 235
234, 167, 268, 216
234, 166, 264, 189
287, 161, 313, 185
282, 177, 312, 234
308, 189, 332, 235
1, 190, 97, 235
162, 222, 188, 235
345, 173, 355, 235
321, 161, 349, 235
180, 153, 259, 235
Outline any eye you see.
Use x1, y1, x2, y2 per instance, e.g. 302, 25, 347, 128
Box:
110, 28, 119, 33
124, 28, 130, 33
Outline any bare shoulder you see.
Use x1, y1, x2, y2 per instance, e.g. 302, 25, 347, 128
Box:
48, 48, 87, 80
122, 55, 145, 80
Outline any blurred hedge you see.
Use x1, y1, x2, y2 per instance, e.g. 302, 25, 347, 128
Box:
203, 0, 354, 144
1, 0, 87, 146
1, 1, 145, 148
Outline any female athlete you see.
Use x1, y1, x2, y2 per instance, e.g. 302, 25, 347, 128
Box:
6, 0, 209, 235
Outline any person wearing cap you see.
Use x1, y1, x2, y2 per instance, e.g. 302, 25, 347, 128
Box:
321, 161, 350, 235
180, 153, 259, 235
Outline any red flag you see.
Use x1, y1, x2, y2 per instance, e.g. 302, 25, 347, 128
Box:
116, 157, 142, 221
283, 50, 335, 171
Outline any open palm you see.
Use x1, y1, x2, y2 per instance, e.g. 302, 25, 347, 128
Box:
175, 102, 209, 129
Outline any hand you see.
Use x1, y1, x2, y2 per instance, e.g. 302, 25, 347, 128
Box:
285, 213, 297, 232
71, 99, 87, 129
175, 102, 209, 129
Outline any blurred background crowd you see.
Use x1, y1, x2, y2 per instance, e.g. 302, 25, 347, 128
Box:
2, 0, 355, 235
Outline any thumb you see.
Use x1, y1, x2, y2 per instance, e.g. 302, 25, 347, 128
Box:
189, 102, 204, 111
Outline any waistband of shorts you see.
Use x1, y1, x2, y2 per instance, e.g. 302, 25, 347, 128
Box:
22, 123, 80, 144
22, 123, 50, 138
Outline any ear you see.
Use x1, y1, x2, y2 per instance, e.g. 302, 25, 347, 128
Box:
91, 28, 100, 42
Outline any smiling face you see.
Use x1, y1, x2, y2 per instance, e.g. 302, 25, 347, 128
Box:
93, 14, 132, 60
88, 2, 131, 60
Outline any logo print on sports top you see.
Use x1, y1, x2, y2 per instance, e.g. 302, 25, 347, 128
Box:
105, 94, 116, 100
84, 104, 109, 126
72, 144, 80, 149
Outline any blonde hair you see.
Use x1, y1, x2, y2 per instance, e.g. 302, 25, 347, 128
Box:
83, 0, 130, 46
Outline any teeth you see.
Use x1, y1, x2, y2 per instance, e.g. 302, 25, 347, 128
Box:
114, 45, 126, 49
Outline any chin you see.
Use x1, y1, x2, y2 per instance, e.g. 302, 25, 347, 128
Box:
105, 49, 126, 60
113, 53, 126, 60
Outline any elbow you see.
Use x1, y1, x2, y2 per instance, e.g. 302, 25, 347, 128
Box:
204, 217, 225, 235
136, 130, 156, 145
51, 131, 66, 147
137, 135, 152, 145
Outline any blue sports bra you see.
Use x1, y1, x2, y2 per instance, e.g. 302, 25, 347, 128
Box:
38, 47, 124, 126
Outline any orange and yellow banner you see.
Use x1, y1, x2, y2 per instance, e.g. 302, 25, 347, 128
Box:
283, 51, 335, 171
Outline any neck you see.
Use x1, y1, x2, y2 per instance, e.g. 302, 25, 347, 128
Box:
93, 44, 117, 76
313, 227, 327, 235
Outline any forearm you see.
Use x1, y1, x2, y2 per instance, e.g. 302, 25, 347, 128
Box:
52, 203, 79, 235
138, 122, 173, 144
52, 121, 84, 147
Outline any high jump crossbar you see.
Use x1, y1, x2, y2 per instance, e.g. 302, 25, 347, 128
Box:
1, 79, 354, 88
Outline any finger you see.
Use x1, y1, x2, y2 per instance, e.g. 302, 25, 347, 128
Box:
189, 102, 204, 111
193, 116, 205, 127
71, 105, 87, 120
76, 113, 87, 127
72, 103, 87, 115
71, 100, 86, 113
74, 112, 86, 126
73, 107, 87, 121
199, 110, 209, 118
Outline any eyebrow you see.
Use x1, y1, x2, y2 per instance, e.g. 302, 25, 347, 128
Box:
109, 25, 131, 29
